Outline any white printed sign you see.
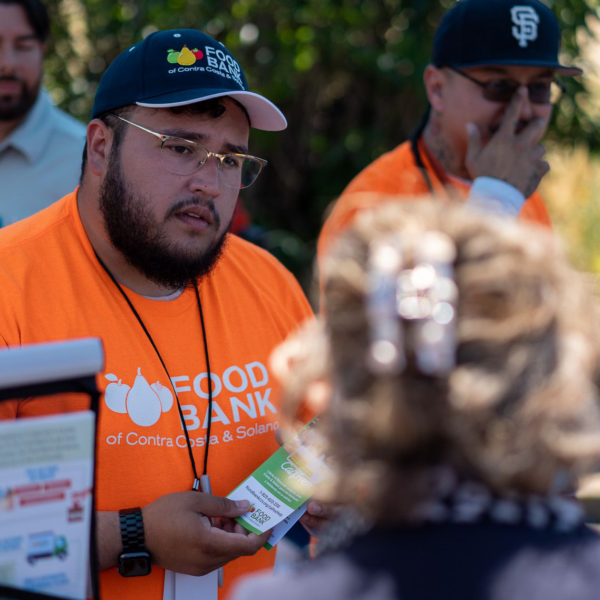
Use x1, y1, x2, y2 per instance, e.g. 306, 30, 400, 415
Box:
0, 412, 95, 599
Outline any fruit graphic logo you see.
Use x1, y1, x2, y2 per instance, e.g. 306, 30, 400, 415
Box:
167, 45, 203, 66
104, 368, 173, 427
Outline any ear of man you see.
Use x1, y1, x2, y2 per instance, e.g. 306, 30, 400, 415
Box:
423, 65, 447, 113
85, 119, 116, 178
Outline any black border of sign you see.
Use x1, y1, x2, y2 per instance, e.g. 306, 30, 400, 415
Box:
0, 375, 101, 600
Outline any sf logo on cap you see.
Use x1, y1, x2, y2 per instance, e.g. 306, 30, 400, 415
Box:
511, 6, 539, 48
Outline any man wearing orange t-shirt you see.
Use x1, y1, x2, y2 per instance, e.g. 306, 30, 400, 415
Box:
0, 29, 316, 600
318, 0, 582, 260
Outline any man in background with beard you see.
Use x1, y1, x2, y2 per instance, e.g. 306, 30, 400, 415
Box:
0, 0, 86, 226
0, 29, 315, 599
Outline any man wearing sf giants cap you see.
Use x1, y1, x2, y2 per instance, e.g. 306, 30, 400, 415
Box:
0, 29, 321, 599
318, 0, 582, 261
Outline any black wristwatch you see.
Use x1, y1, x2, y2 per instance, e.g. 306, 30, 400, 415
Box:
118, 507, 152, 577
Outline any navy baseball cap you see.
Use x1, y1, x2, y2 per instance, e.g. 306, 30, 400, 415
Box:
92, 29, 287, 130
432, 0, 582, 76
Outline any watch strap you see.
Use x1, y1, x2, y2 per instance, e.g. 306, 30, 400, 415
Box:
119, 507, 146, 552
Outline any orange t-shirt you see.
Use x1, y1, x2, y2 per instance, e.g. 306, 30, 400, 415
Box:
318, 138, 552, 261
0, 190, 313, 599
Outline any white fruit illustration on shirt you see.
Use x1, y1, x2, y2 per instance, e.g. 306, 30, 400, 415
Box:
104, 368, 173, 426
151, 381, 173, 412
104, 376, 130, 413
126, 368, 163, 427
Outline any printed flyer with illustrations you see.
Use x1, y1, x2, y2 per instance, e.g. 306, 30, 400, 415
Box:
0, 411, 95, 599
228, 418, 330, 549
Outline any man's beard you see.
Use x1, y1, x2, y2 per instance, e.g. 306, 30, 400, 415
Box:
98, 149, 230, 291
0, 77, 40, 121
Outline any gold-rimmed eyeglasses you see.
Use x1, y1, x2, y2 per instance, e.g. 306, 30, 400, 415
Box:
106, 114, 268, 189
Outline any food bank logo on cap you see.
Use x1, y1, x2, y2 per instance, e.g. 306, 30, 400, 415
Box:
205, 42, 244, 86
104, 368, 173, 427
91, 28, 287, 130
164, 36, 244, 88
511, 5, 540, 47
166, 45, 204, 65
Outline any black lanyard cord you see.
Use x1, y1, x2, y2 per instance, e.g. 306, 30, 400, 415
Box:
411, 137, 436, 195
193, 283, 213, 476
409, 108, 462, 204
94, 251, 213, 487
409, 105, 436, 195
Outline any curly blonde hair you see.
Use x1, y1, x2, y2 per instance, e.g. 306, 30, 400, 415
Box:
274, 199, 600, 522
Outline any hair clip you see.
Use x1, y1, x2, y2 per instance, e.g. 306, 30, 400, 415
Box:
366, 238, 406, 374
366, 232, 458, 377
398, 232, 458, 376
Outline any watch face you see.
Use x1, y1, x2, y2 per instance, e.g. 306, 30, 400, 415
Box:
119, 552, 152, 577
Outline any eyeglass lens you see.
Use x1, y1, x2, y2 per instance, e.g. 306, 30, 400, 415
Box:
482, 80, 555, 104
160, 139, 262, 189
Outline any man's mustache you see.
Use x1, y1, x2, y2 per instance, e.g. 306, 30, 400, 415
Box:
167, 198, 221, 228
0, 76, 25, 95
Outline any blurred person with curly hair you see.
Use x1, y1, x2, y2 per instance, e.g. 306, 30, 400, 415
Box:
232, 199, 600, 600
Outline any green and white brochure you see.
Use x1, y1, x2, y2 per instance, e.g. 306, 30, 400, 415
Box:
228, 419, 329, 547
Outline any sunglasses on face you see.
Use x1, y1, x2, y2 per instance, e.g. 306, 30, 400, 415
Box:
449, 68, 565, 105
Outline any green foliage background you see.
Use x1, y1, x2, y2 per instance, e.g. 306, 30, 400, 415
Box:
42, 0, 599, 286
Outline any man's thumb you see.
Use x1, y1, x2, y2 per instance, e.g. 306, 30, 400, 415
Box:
465, 122, 482, 160
196, 494, 251, 518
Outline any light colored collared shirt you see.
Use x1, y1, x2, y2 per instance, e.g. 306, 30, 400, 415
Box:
0, 89, 86, 226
